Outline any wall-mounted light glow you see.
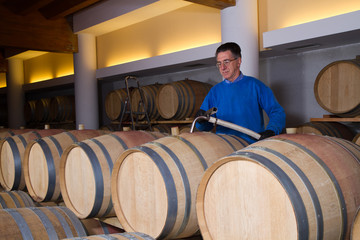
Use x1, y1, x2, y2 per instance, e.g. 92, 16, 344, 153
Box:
0, 73, 6, 88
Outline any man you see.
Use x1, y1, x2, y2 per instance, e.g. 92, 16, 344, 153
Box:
195, 42, 285, 143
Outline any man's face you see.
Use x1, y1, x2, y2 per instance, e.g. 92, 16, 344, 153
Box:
216, 50, 241, 82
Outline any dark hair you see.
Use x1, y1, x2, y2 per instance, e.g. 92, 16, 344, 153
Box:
215, 42, 242, 58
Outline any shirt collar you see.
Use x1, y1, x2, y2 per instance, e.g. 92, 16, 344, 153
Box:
223, 72, 244, 84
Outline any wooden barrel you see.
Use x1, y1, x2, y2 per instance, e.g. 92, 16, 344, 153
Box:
0, 206, 87, 239
351, 207, 360, 240
156, 79, 212, 120
314, 58, 360, 117
353, 133, 360, 145
296, 121, 355, 140
131, 84, 162, 121
60, 131, 167, 219
196, 134, 360, 240
49, 96, 75, 122
111, 132, 249, 239
105, 89, 129, 121
152, 124, 173, 134
35, 98, 51, 122
0, 129, 35, 140
80, 218, 124, 235
0, 129, 65, 191
63, 232, 155, 240
0, 190, 35, 208
24, 100, 37, 123
23, 130, 108, 202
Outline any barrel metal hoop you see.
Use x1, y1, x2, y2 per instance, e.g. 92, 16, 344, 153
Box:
172, 135, 208, 170
137, 145, 178, 239
173, 82, 186, 119
181, 80, 196, 118
246, 145, 324, 239
279, 138, 347, 240
6, 208, 34, 240
130, 232, 155, 239
151, 141, 192, 238
109, 134, 128, 150
45, 206, 74, 238
16, 135, 28, 149
235, 151, 309, 240
89, 138, 115, 217
16, 190, 35, 207
31, 131, 42, 139
30, 207, 59, 240
7, 191, 21, 208
76, 142, 104, 218
48, 135, 63, 157
36, 138, 56, 201
56, 206, 87, 237
0, 195, 7, 208
119, 232, 139, 240
64, 131, 79, 143
6, 137, 21, 190
215, 134, 237, 151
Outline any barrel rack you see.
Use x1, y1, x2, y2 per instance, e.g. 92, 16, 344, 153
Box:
310, 115, 360, 122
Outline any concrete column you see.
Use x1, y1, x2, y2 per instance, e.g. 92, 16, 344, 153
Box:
6, 58, 25, 128
73, 33, 98, 129
221, 0, 259, 78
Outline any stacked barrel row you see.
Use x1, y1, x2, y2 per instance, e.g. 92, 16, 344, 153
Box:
0, 127, 171, 239
25, 95, 76, 129
105, 79, 212, 124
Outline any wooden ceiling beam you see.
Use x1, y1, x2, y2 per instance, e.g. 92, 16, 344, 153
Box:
184, 0, 235, 9
2, 0, 52, 16
0, 5, 77, 53
39, 0, 102, 20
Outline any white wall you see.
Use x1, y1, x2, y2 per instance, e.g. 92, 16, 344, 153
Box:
260, 42, 360, 128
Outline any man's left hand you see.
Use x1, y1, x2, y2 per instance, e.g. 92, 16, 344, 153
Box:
259, 130, 275, 140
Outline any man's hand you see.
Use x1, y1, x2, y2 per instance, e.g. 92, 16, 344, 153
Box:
195, 109, 208, 123
259, 130, 275, 140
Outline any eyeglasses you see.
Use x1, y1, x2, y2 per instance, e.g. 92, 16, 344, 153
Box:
216, 58, 238, 68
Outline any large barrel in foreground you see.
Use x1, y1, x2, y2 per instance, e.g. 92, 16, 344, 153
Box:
196, 134, 360, 240
60, 131, 167, 219
0, 206, 87, 239
23, 130, 108, 202
111, 132, 249, 239
0, 129, 65, 191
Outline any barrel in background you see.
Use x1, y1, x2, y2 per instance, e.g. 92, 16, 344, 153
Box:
0, 206, 87, 239
131, 84, 162, 121
105, 89, 129, 121
0, 190, 35, 209
111, 132, 249, 239
60, 131, 167, 219
196, 134, 360, 240
296, 121, 355, 140
314, 58, 360, 117
156, 79, 212, 120
49, 95, 75, 122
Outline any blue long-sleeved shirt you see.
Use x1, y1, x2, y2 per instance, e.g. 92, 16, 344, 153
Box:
196, 74, 286, 143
